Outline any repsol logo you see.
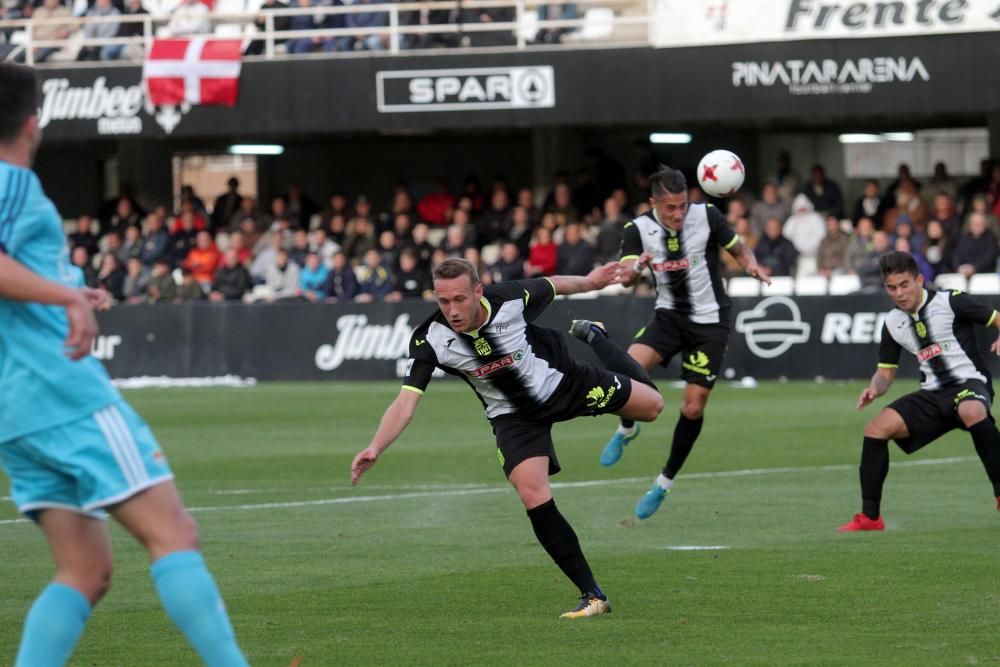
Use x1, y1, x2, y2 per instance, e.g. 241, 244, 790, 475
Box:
820, 312, 889, 344
315, 314, 413, 371
377, 67, 555, 112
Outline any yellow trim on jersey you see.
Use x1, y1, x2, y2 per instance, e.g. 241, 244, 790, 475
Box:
620, 254, 640, 261
544, 277, 557, 297
401, 385, 424, 395
987, 310, 997, 327
877, 363, 898, 369
723, 235, 739, 250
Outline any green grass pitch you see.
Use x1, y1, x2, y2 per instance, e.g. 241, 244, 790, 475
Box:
2, 380, 999, 665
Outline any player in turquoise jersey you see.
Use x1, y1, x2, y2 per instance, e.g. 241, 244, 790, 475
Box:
0, 63, 247, 667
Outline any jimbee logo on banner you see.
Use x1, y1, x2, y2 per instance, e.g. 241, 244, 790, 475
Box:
376, 66, 555, 112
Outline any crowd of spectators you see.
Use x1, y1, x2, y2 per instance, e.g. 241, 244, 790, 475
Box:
0, 0, 582, 63
734, 158, 1000, 293
62, 155, 1000, 306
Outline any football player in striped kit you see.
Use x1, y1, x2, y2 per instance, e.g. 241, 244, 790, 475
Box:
840, 251, 1000, 531
601, 164, 769, 519
351, 258, 664, 618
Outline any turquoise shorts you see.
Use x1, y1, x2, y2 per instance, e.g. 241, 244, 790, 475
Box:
0, 400, 173, 520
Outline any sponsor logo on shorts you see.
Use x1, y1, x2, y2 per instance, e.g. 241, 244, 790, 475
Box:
468, 350, 524, 377
585, 384, 617, 409
496, 447, 505, 467
917, 342, 942, 362
650, 258, 690, 272
682, 350, 713, 376
954, 389, 988, 405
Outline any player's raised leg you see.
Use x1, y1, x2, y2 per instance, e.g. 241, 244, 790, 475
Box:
603, 342, 664, 466
15, 510, 111, 667
508, 456, 611, 619
955, 397, 1000, 510
112, 481, 249, 666
838, 407, 906, 532
634, 382, 711, 519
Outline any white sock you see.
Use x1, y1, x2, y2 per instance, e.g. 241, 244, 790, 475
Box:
617, 424, 637, 436
655, 473, 673, 491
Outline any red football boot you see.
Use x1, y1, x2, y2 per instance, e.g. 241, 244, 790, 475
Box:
837, 513, 885, 532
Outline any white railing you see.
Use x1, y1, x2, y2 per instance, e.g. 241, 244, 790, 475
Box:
0, 0, 651, 65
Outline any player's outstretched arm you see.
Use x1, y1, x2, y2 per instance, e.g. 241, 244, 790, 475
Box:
351, 389, 422, 485
0, 252, 98, 359
548, 261, 621, 296
618, 253, 653, 288
728, 240, 771, 285
857, 367, 896, 411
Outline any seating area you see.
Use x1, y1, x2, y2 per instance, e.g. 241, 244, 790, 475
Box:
724, 273, 1000, 297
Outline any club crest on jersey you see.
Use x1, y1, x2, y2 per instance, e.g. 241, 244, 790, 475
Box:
915, 321, 927, 338
474, 337, 492, 355
650, 258, 690, 272
468, 350, 523, 377
917, 342, 942, 362
667, 237, 681, 252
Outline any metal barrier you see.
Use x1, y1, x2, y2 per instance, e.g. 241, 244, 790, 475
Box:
0, 0, 651, 65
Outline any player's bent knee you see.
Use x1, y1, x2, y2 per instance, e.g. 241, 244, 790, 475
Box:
957, 401, 989, 427
680, 401, 705, 421
59, 564, 112, 604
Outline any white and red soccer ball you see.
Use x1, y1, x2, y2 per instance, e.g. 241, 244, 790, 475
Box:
697, 149, 745, 198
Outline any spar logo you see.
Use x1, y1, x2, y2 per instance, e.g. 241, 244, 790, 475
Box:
651, 258, 691, 272
731, 56, 929, 95
468, 350, 525, 378
734, 296, 811, 359
917, 342, 944, 362
376, 66, 555, 112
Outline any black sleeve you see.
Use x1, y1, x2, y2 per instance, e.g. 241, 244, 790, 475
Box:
707, 204, 739, 252
499, 277, 557, 321
619, 220, 643, 261
401, 330, 439, 395
877, 322, 902, 368
949, 291, 998, 326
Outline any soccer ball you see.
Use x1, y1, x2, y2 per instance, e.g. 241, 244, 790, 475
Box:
697, 149, 745, 198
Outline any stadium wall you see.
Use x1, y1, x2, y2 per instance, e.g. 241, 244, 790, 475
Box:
93, 294, 1000, 382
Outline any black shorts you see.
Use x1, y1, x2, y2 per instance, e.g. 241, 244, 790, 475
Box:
490, 362, 633, 478
634, 309, 729, 389
887, 380, 994, 454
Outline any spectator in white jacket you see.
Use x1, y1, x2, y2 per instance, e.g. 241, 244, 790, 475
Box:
782, 193, 826, 276
167, 0, 210, 36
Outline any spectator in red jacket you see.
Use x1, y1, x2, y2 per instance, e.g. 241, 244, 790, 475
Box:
417, 179, 456, 226
182, 230, 221, 290
525, 226, 558, 276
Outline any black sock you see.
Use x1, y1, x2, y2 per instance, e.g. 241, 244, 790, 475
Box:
620, 418, 636, 430
663, 413, 703, 479
587, 336, 657, 391
860, 436, 889, 520
968, 420, 1000, 498
526, 499, 601, 597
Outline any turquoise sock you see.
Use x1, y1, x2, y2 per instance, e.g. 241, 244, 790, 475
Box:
151, 550, 248, 667
15, 582, 91, 667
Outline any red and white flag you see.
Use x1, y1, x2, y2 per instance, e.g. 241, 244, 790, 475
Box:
142, 38, 242, 107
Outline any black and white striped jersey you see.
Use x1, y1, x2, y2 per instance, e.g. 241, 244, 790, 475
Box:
878, 289, 998, 391
402, 278, 574, 419
620, 203, 738, 325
